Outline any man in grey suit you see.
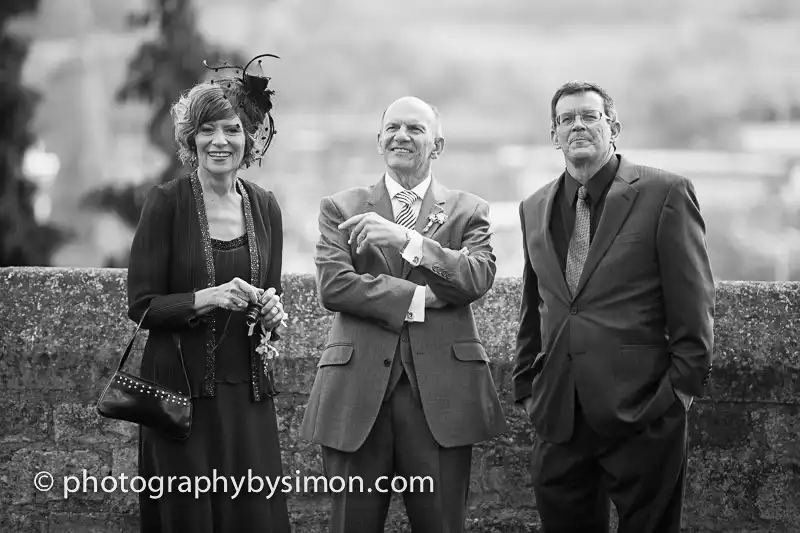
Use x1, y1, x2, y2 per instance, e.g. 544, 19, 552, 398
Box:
300, 96, 508, 532
513, 81, 715, 532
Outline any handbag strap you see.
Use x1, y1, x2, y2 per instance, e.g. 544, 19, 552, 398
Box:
116, 305, 194, 397
116, 306, 150, 373
171, 332, 193, 397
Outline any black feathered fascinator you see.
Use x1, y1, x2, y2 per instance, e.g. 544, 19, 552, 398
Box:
203, 53, 279, 166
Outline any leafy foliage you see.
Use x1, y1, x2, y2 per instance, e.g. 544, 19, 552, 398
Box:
83, 0, 244, 234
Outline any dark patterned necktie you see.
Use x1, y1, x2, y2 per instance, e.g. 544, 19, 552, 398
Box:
394, 190, 419, 229
565, 186, 590, 296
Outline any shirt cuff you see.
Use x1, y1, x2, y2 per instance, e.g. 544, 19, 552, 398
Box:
401, 230, 423, 267
405, 285, 426, 322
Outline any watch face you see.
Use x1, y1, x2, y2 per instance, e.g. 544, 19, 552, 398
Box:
400, 231, 411, 252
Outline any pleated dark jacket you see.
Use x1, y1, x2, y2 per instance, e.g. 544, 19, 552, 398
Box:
126, 174, 283, 402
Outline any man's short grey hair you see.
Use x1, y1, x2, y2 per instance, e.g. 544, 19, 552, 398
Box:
549, 81, 618, 128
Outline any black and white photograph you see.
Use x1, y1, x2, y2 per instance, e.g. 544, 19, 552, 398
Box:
1, 0, 799, 532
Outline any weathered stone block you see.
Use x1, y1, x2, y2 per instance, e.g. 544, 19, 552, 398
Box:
760, 406, 800, 466
0, 391, 52, 448
470, 442, 534, 506
755, 470, 800, 524
54, 403, 137, 444
0, 268, 144, 397
1, 449, 110, 505
290, 440, 326, 480
0, 509, 49, 533
111, 446, 137, 479
706, 281, 800, 403
48, 512, 138, 533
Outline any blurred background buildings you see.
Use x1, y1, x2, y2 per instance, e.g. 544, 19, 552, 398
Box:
4, 0, 800, 280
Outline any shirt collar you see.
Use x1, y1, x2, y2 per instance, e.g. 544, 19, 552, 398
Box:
564, 153, 619, 206
384, 173, 431, 201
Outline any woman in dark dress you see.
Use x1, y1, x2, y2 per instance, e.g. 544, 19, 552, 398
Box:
126, 54, 291, 532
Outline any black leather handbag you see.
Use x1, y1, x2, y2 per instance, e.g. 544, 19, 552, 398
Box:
96, 307, 193, 440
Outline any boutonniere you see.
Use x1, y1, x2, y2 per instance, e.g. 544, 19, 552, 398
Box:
421, 209, 448, 234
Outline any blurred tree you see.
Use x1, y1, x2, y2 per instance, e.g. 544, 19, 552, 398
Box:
82, 0, 243, 265
0, 0, 65, 267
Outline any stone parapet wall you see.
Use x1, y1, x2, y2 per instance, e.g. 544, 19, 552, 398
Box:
1, 267, 798, 532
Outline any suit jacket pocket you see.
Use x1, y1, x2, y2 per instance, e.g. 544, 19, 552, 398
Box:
318, 344, 354, 367
452, 341, 489, 363
614, 232, 643, 243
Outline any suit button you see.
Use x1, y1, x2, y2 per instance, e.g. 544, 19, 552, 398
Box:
570, 307, 577, 314
383, 359, 391, 367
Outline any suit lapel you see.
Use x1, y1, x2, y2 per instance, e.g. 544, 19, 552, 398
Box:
365, 177, 402, 277
402, 178, 448, 279
573, 156, 639, 297
537, 178, 571, 302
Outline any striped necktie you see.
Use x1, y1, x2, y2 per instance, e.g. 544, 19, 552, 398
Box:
394, 189, 419, 229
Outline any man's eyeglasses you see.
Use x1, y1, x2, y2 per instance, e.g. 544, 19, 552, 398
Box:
554, 110, 610, 127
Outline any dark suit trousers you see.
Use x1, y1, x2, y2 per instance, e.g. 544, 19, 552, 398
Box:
531, 393, 688, 533
322, 327, 473, 533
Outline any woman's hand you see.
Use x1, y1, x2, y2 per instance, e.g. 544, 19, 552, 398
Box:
214, 277, 261, 312
258, 287, 285, 331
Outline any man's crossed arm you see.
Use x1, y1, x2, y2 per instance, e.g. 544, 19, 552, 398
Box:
316, 196, 496, 332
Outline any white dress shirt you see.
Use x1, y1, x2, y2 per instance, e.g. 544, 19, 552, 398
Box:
384, 173, 429, 323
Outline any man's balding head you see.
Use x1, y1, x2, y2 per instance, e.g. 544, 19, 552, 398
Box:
380, 96, 442, 138
377, 96, 445, 187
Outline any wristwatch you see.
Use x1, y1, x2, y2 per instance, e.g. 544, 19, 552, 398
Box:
400, 229, 413, 254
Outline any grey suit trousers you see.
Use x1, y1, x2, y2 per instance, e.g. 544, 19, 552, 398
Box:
322, 325, 473, 533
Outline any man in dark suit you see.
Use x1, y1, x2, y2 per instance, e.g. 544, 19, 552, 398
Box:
512, 81, 715, 532
299, 96, 508, 532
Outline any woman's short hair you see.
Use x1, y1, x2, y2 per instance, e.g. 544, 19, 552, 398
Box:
170, 77, 273, 169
